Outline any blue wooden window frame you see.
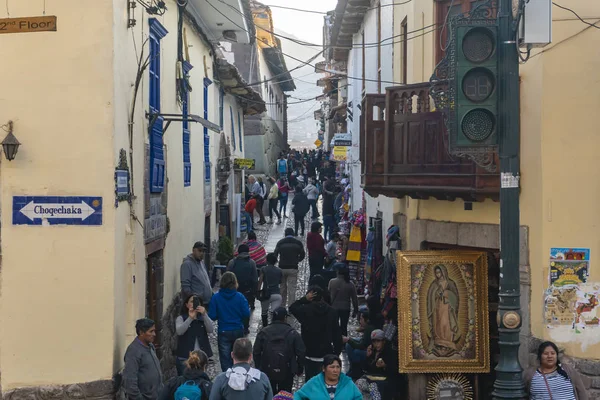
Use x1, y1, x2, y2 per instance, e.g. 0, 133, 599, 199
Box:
203, 77, 212, 183
148, 18, 168, 193
230, 106, 236, 150
182, 61, 193, 187
237, 111, 243, 150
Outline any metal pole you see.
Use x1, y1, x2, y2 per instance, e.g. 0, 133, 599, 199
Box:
492, 0, 526, 398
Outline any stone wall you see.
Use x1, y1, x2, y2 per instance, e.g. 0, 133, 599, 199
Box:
1, 380, 116, 400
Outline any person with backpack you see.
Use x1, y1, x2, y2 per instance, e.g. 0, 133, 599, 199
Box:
267, 177, 282, 224
227, 244, 258, 330
291, 186, 309, 237
209, 338, 273, 400
253, 307, 305, 393
303, 178, 320, 220
208, 272, 250, 372
159, 350, 212, 400
289, 286, 343, 382
276, 178, 291, 218
328, 265, 358, 337
257, 253, 283, 328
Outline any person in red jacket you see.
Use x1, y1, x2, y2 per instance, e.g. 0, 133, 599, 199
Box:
244, 196, 257, 232
306, 221, 326, 279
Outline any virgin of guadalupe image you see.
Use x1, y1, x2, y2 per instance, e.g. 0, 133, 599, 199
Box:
426, 265, 461, 357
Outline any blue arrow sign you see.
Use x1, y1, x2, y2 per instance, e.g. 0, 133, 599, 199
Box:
12, 196, 103, 225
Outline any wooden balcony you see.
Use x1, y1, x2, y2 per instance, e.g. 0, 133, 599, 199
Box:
360, 83, 500, 201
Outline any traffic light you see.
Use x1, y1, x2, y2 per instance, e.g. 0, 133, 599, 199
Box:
455, 26, 498, 147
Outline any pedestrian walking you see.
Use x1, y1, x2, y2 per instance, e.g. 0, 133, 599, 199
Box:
325, 233, 339, 268
208, 272, 250, 372
175, 294, 214, 375
180, 242, 213, 306
293, 354, 361, 400
267, 177, 282, 224
277, 154, 288, 177
273, 228, 306, 307
306, 221, 326, 279
242, 231, 267, 267
123, 318, 163, 400
228, 244, 258, 328
289, 286, 343, 382
245, 196, 258, 230
159, 350, 212, 400
328, 265, 358, 337
291, 186, 309, 236
249, 175, 267, 225
277, 178, 291, 217
209, 338, 273, 400
257, 177, 268, 224
303, 178, 320, 219
258, 253, 283, 327
321, 177, 336, 241
253, 307, 305, 394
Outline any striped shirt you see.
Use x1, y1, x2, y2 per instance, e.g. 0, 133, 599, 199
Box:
530, 370, 576, 400
246, 240, 267, 266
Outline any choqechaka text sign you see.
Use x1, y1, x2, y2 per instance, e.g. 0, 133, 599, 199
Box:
0, 16, 57, 34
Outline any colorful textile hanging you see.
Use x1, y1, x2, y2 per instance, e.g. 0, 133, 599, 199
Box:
346, 225, 362, 262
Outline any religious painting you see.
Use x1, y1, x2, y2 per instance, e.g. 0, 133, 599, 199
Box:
397, 251, 490, 373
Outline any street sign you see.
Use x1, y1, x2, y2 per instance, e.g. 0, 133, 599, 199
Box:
0, 16, 57, 35
233, 158, 255, 170
314, 139, 323, 147
13, 196, 102, 225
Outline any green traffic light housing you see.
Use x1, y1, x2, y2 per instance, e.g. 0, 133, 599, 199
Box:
456, 26, 498, 147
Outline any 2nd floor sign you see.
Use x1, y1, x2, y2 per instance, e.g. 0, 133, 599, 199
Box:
0, 16, 57, 34
13, 196, 102, 226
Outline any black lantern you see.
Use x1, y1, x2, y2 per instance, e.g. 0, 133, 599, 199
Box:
2, 121, 20, 161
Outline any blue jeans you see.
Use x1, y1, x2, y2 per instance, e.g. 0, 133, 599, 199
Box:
242, 211, 253, 233
346, 343, 367, 378
323, 215, 334, 241
308, 199, 319, 218
279, 195, 288, 216
217, 329, 245, 372
176, 357, 187, 376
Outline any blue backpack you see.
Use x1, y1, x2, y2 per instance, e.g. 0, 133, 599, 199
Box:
174, 380, 202, 400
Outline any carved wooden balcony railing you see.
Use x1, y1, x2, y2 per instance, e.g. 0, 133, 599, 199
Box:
360, 83, 500, 201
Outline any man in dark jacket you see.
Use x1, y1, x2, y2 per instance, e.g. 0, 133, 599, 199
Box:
123, 318, 163, 400
289, 286, 342, 382
228, 244, 258, 331
274, 228, 305, 307
181, 241, 213, 306
253, 307, 305, 393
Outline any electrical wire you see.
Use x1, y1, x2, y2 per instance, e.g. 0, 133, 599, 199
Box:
264, 1, 414, 15
219, 0, 436, 50
5, 0, 9, 17
552, 3, 600, 29
439, 0, 456, 52
530, 19, 600, 59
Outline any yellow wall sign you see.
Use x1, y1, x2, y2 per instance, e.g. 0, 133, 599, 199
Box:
333, 146, 348, 161
0, 16, 57, 34
233, 158, 255, 170
314, 139, 323, 147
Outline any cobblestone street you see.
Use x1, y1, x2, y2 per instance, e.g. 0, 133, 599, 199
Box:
204, 197, 357, 391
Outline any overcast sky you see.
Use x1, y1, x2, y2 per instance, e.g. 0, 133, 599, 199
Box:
263, 0, 338, 45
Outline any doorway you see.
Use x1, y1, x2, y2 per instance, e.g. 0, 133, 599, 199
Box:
146, 250, 164, 349
423, 242, 500, 399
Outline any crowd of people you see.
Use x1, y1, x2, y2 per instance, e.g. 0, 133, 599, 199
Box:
119, 147, 590, 400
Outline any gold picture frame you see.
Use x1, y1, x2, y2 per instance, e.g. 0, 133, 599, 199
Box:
397, 251, 490, 373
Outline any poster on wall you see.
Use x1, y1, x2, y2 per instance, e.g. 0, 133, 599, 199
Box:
549, 248, 590, 287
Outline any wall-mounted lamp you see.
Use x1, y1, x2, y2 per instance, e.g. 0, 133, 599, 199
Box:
2, 121, 21, 161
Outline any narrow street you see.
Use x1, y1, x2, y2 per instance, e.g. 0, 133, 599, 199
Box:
204, 197, 355, 391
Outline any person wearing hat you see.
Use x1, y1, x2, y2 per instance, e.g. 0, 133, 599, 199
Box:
228, 244, 259, 332
253, 307, 305, 394
180, 241, 213, 306
355, 329, 398, 400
